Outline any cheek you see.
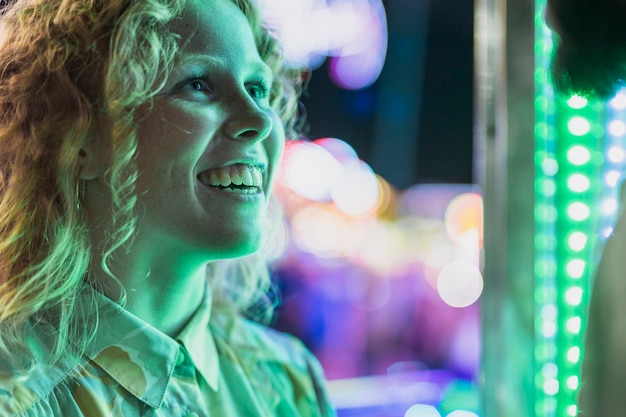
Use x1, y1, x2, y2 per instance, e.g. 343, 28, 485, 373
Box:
266, 123, 286, 185
135, 105, 204, 169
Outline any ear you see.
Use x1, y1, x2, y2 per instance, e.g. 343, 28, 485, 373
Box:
78, 147, 98, 180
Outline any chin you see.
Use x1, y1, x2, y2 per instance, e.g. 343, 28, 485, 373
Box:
212, 230, 266, 260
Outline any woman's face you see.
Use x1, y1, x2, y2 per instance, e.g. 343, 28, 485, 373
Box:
128, 0, 284, 262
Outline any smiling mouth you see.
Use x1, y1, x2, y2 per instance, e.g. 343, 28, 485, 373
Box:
197, 164, 263, 194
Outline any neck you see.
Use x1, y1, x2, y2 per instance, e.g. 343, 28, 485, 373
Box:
89, 249, 209, 337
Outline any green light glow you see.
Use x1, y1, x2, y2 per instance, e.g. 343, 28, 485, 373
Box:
538, 178, 557, 196
534, 2, 604, 414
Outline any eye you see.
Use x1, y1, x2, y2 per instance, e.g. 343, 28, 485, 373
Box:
166, 76, 215, 101
188, 78, 211, 93
247, 78, 271, 100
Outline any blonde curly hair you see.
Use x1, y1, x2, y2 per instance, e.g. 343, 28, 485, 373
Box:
0, 0, 302, 370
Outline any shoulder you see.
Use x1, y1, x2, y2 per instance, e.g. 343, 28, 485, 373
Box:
0, 322, 80, 416
236, 318, 315, 367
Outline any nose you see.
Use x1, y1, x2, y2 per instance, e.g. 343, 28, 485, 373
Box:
222, 97, 273, 142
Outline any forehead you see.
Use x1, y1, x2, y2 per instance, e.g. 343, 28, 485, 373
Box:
171, 0, 258, 57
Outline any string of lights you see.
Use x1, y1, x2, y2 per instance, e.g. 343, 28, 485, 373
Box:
534, 1, 622, 415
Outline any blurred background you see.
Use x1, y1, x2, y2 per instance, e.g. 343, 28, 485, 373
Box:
260, 1, 481, 416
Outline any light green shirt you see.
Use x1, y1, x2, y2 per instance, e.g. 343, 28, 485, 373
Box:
0, 287, 336, 416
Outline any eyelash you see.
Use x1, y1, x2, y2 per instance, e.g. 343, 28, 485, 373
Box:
183, 75, 271, 100
247, 77, 271, 99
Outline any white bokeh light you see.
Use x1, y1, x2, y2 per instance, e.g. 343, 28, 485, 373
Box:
601, 198, 619, 216
605, 170, 622, 187
281, 141, 342, 201
608, 120, 626, 136
566, 146, 591, 165
262, 0, 388, 89
566, 375, 579, 390
610, 92, 626, 109
567, 116, 591, 136
567, 202, 591, 221
542, 320, 556, 338
567, 405, 578, 417
607, 145, 626, 163
446, 412, 479, 417
331, 160, 380, 217
542, 158, 559, 175
404, 404, 441, 417
566, 174, 590, 193
544, 379, 559, 396
567, 346, 581, 364
542, 363, 558, 379
565, 259, 585, 279
436, 261, 484, 308
565, 286, 583, 306
568, 232, 588, 251
566, 316, 582, 334
567, 95, 587, 109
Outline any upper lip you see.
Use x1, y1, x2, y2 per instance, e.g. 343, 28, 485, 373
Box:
196, 158, 269, 180
200, 159, 267, 171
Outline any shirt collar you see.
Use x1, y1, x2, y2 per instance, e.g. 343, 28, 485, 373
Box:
176, 285, 220, 391
81, 287, 180, 409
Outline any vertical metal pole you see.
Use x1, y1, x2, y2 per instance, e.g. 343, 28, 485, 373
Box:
475, 0, 535, 415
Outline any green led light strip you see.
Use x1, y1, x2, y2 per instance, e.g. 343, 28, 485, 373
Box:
534, 2, 605, 416
534, 3, 559, 413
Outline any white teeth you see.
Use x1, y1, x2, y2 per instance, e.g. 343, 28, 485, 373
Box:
230, 171, 243, 186
218, 170, 230, 186
198, 164, 263, 189
241, 169, 253, 186
252, 169, 262, 186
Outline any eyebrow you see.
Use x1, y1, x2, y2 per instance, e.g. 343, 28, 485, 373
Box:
175, 53, 274, 80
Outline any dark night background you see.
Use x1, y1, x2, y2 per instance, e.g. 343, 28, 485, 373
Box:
302, 0, 474, 189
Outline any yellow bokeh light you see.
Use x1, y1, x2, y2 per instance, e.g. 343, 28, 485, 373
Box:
444, 193, 484, 246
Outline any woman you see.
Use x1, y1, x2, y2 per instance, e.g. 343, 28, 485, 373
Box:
0, 0, 335, 415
